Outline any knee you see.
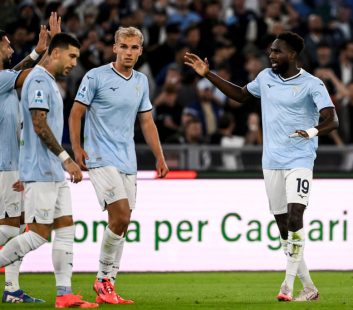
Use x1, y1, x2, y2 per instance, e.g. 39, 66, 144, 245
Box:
109, 215, 131, 235
288, 204, 305, 231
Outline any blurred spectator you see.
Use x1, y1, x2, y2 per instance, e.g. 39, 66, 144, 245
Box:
304, 14, 344, 69
168, 0, 201, 32
333, 4, 353, 41
225, 0, 266, 50
184, 78, 223, 137
210, 113, 245, 170
154, 83, 183, 142
145, 6, 168, 47
334, 40, 353, 85
147, 21, 181, 78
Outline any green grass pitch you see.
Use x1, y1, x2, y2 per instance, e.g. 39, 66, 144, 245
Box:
0, 272, 352, 309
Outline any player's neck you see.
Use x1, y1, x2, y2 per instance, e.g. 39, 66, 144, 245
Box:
281, 66, 300, 79
112, 62, 133, 78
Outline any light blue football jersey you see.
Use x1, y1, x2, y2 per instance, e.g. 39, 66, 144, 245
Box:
247, 68, 334, 170
0, 69, 21, 171
75, 63, 152, 174
19, 66, 65, 182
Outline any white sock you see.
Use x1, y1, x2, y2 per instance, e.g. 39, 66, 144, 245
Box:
285, 229, 305, 291
97, 227, 124, 280
297, 259, 316, 289
0, 225, 19, 246
281, 238, 314, 289
1, 226, 21, 292
0, 231, 47, 267
109, 236, 125, 285
52, 226, 75, 287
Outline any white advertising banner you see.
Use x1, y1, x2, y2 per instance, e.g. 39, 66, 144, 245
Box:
19, 177, 353, 272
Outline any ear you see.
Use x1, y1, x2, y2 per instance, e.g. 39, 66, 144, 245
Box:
139, 46, 143, 56
113, 43, 117, 54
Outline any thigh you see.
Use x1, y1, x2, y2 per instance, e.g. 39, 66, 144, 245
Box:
24, 182, 57, 224
285, 168, 313, 207
0, 171, 22, 219
54, 181, 73, 219
121, 173, 137, 210
88, 166, 129, 210
263, 169, 287, 215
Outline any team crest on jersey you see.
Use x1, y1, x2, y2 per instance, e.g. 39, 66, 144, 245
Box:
34, 90, 44, 104
292, 86, 300, 96
77, 85, 87, 98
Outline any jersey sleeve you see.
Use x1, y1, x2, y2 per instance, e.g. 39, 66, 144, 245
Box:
0, 69, 21, 93
246, 73, 261, 98
310, 78, 335, 111
74, 70, 97, 106
27, 77, 50, 111
138, 74, 153, 112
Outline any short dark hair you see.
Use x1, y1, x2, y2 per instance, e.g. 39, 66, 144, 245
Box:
277, 31, 305, 55
0, 30, 7, 40
48, 33, 81, 55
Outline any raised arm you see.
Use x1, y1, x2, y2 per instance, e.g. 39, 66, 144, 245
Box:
138, 111, 169, 178
12, 25, 47, 72
31, 109, 82, 183
69, 101, 89, 170
14, 12, 62, 88
184, 52, 254, 103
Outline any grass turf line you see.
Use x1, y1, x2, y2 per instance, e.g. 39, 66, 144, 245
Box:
0, 272, 352, 309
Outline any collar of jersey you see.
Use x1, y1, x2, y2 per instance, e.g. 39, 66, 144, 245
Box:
278, 68, 303, 82
36, 65, 55, 80
110, 63, 133, 80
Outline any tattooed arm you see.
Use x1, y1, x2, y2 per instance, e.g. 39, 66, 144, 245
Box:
31, 109, 83, 183
31, 109, 64, 155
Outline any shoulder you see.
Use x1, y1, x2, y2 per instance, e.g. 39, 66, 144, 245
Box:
133, 69, 147, 80
300, 70, 325, 89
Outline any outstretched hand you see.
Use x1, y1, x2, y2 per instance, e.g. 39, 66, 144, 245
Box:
35, 25, 48, 54
48, 11, 61, 38
184, 52, 210, 77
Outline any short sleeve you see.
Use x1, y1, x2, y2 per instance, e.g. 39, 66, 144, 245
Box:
246, 74, 261, 98
75, 70, 97, 106
310, 78, 335, 111
138, 75, 153, 112
0, 69, 21, 93
27, 78, 50, 111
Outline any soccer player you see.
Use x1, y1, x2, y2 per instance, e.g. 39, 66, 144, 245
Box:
0, 15, 54, 303
0, 32, 98, 308
69, 26, 169, 304
184, 32, 339, 302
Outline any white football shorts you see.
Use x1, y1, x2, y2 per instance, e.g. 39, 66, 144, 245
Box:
263, 168, 313, 215
88, 166, 136, 211
0, 171, 23, 219
23, 181, 72, 224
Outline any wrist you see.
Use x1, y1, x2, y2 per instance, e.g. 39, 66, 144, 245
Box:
29, 49, 40, 61
305, 127, 319, 139
58, 150, 71, 163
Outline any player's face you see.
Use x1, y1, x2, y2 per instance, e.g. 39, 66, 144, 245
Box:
55, 45, 80, 77
113, 35, 142, 70
269, 39, 293, 75
0, 36, 14, 68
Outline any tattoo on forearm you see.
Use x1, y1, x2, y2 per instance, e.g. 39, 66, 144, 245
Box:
12, 55, 36, 70
31, 110, 64, 156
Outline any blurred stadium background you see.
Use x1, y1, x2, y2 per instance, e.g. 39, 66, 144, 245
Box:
0, 1, 353, 306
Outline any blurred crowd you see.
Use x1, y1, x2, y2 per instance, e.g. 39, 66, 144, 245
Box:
2, 0, 353, 156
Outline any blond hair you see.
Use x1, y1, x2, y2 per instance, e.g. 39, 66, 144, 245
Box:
114, 26, 144, 45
